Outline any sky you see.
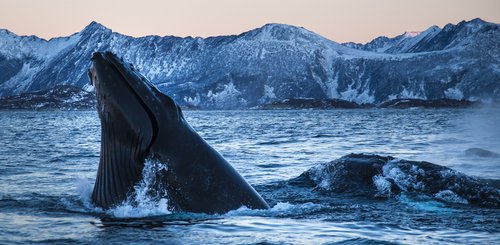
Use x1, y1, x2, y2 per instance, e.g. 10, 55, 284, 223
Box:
0, 0, 499, 43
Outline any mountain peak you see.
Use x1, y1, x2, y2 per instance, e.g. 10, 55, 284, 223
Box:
468, 18, 487, 25
427, 25, 441, 31
242, 23, 310, 41
399, 25, 440, 39
261, 23, 301, 29
82, 21, 110, 33
87, 21, 104, 28
0, 28, 16, 37
455, 18, 491, 28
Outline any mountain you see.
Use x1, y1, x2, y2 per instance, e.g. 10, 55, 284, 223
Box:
343, 25, 441, 53
0, 18, 499, 109
343, 18, 494, 54
0, 85, 94, 110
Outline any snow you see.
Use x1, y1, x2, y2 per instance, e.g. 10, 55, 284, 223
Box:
444, 87, 464, 100
0, 29, 81, 60
82, 84, 95, 92
400, 86, 426, 100
259, 85, 276, 103
259, 47, 270, 59
392, 25, 441, 53
403, 31, 422, 38
207, 82, 247, 108
64, 93, 84, 103
0, 18, 497, 107
184, 93, 201, 106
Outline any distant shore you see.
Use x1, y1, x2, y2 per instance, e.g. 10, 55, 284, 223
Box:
0, 85, 492, 111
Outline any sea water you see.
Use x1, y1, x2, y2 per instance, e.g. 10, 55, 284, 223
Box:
0, 108, 498, 244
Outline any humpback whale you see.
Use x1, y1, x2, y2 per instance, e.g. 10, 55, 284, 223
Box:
88, 52, 269, 213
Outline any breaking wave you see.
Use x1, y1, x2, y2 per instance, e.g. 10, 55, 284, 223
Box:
71, 154, 499, 221
293, 154, 500, 207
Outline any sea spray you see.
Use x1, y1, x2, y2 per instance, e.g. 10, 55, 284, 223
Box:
109, 159, 172, 218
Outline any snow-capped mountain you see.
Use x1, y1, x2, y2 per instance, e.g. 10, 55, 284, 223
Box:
343, 26, 441, 53
344, 18, 494, 54
0, 85, 94, 110
0, 18, 498, 108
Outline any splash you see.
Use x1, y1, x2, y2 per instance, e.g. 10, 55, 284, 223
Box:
372, 175, 393, 197
434, 190, 469, 205
75, 177, 95, 209
372, 159, 426, 196
108, 159, 172, 218
57, 177, 103, 214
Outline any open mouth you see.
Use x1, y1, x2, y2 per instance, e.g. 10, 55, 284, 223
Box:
90, 51, 160, 155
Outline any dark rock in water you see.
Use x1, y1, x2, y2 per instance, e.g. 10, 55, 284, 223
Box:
379, 98, 477, 108
258, 98, 373, 109
293, 154, 500, 207
180, 104, 199, 111
0, 85, 95, 110
465, 148, 500, 158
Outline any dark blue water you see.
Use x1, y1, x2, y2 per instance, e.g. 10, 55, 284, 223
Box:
0, 108, 499, 244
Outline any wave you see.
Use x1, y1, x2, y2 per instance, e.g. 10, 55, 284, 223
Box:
465, 148, 500, 158
85, 154, 500, 219
291, 153, 500, 207
45, 153, 497, 220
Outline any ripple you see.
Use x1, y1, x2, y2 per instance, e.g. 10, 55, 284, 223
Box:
0, 109, 499, 244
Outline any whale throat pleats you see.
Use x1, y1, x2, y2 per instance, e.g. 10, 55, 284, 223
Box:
92, 113, 151, 209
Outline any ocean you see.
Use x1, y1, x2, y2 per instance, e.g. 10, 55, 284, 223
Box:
0, 108, 499, 244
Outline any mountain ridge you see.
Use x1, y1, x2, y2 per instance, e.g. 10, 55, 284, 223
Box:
0, 19, 499, 108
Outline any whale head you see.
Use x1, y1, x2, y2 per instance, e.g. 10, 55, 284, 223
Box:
88, 51, 181, 208
87, 51, 269, 212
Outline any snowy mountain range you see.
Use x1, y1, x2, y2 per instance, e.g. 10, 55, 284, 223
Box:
0, 18, 498, 108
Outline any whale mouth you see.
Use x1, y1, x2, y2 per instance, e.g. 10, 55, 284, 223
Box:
88, 52, 159, 209
89, 52, 159, 153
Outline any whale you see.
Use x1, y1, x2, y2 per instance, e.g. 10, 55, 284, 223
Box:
87, 51, 269, 213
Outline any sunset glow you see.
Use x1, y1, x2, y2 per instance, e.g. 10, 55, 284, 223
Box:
1, 0, 499, 43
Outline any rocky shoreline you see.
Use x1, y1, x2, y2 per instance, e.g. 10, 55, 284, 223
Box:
0, 86, 482, 111
0, 85, 95, 110
257, 98, 479, 109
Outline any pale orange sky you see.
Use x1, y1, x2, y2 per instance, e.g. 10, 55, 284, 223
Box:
0, 0, 499, 43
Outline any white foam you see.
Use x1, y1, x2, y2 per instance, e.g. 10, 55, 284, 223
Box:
107, 159, 172, 218
434, 190, 469, 205
225, 202, 324, 217
382, 160, 426, 192
372, 175, 393, 197
110, 198, 170, 218
306, 164, 333, 190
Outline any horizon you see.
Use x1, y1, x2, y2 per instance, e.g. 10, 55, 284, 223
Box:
0, 0, 499, 43
1, 17, 496, 44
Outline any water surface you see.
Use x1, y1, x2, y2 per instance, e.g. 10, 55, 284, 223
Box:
0, 108, 499, 244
